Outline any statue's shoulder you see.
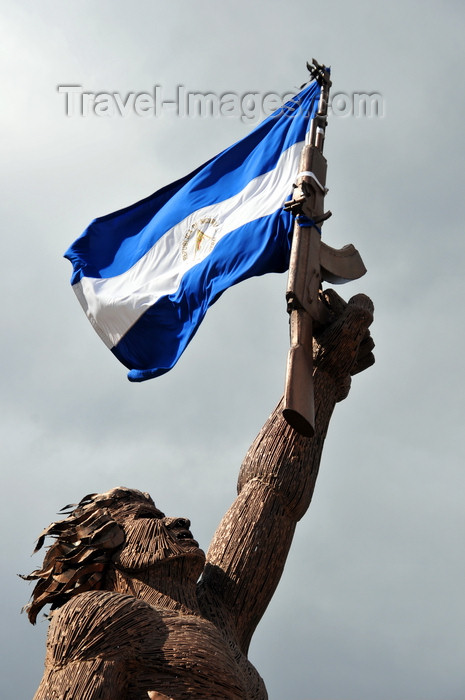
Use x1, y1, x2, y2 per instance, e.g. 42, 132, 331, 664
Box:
45, 590, 157, 664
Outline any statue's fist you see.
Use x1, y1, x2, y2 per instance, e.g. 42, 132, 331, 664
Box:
314, 289, 375, 401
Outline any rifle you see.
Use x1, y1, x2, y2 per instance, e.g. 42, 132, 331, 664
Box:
283, 60, 366, 437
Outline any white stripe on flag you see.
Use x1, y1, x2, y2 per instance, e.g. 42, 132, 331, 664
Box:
75, 139, 304, 348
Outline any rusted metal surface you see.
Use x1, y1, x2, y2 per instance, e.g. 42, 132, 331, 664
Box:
24, 291, 374, 700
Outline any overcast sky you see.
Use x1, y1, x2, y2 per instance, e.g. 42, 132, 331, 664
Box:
2, 1, 465, 699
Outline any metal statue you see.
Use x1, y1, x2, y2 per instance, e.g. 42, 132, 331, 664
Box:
24, 290, 374, 700
24, 61, 375, 699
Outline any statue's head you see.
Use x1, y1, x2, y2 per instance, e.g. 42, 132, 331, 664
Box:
22, 487, 205, 624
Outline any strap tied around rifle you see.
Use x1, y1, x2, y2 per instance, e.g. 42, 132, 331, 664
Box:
296, 215, 322, 234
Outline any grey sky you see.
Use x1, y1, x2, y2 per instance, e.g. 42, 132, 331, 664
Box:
2, 1, 464, 698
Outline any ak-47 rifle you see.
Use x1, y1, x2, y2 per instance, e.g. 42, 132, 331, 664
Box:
283, 60, 367, 437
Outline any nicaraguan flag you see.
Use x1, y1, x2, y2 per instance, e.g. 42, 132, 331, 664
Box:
65, 80, 321, 381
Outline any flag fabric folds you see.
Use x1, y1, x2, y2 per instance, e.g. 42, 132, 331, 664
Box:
65, 80, 321, 381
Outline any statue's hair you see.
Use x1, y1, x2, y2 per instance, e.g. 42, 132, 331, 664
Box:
22, 487, 154, 624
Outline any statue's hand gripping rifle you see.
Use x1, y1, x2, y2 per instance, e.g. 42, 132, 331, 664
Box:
283, 60, 367, 437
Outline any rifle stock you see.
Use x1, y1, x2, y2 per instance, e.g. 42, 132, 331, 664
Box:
283, 140, 330, 438
283, 307, 315, 437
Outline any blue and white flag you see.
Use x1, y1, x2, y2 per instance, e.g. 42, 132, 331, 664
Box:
65, 80, 321, 381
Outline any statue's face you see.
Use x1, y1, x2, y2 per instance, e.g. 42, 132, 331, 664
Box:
110, 498, 206, 573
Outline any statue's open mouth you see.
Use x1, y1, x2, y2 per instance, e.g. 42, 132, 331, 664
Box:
175, 529, 199, 547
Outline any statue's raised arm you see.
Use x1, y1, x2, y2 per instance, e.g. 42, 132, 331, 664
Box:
199, 290, 374, 653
